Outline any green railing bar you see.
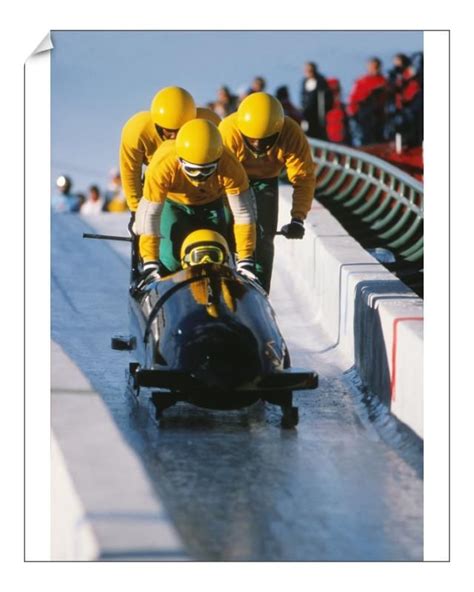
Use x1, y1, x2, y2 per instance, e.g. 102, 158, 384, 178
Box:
309, 138, 423, 195
342, 163, 376, 208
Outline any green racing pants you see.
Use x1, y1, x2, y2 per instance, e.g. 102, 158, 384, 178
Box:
250, 177, 279, 293
159, 197, 231, 273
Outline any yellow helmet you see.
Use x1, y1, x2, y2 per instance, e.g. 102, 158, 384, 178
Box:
196, 107, 222, 126
237, 92, 284, 139
181, 229, 230, 268
150, 86, 196, 130
176, 119, 223, 165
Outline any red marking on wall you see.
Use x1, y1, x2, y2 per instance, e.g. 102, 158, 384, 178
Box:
390, 317, 423, 401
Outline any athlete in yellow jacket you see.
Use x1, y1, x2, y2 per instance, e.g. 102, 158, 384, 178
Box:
120, 87, 197, 212
135, 118, 257, 281
119, 86, 222, 260
219, 92, 316, 292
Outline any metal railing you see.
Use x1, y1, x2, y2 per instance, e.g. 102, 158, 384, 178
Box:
307, 139, 424, 295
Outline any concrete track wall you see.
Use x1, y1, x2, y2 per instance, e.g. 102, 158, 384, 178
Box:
51, 341, 188, 560
276, 186, 423, 437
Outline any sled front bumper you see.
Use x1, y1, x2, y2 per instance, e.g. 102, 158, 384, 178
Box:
133, 367, 318, 392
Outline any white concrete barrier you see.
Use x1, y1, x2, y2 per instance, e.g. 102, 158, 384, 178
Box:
51, 341, 188, 560
276, 186, 423, 438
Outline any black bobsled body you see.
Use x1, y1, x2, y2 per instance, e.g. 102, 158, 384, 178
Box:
125, 263, 317, 415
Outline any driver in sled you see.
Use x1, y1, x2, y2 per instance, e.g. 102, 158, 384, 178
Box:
179, 229, 240, 319
134, 118, 257, 284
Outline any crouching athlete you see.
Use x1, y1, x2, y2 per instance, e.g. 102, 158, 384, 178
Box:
219, 92, 317, 292
134, 118, 257, 282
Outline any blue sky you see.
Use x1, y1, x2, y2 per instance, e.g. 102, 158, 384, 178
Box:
51, 30, 422, 193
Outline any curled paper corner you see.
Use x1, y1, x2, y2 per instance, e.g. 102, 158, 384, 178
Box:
27, 32, 54, 60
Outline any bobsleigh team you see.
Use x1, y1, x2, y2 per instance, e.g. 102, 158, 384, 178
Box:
120, 86, 316, 293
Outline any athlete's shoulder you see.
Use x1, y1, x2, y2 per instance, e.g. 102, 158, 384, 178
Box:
155, 139, 177, 159
279, 116, 308, 148
219, 148, 248, 189
221, 145, 244, 168
218, 112, 239, 135
121, 111, 153, 143
122, 111, 152, 133
281, 115, 305, 137
149, 140, 178, 171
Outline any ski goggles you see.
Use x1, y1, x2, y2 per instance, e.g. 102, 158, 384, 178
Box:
182, 245, 226, 267
179, 158, 219, 181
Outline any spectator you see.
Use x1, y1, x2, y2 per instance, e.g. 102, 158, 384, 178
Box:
212, 86, 238, 118
346, 57, 388, 146
385, 53, 423, 147
275, 86, 302, 124
325, 79, 350, 145
387, 53, 413, 109
81, 185, 105, 215
240, 76, 266, 101
105, 168, 128, 212
51, 175, 82, 213
300, 61, 333, 140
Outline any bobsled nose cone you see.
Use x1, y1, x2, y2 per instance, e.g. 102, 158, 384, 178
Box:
195, 351, 259, 390
184, 325, 261, 390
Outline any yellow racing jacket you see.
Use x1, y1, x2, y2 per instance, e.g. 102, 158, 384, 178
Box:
119, 111, 162, 212
219, 113, 316, 220
137, 141, 256, 262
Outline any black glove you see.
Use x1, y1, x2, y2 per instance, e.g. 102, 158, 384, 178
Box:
236, 257, 258, 282
128, 211, 136, 237
280, 218, 305, 239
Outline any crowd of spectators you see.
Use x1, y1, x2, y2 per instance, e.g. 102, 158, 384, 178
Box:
206, 52, 423, 149
51, 169, 128, 214
53, 51, 423, 214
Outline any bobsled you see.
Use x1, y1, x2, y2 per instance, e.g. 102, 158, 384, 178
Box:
86, 228, 318, 428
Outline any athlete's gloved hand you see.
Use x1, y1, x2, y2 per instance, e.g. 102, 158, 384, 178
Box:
128, 211, 136, 237
236, 257, 258, 282
141, 261, 161, 280
279, 218, 305, 239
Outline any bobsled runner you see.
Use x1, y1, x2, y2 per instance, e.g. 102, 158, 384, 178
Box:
84, 229, 318, 428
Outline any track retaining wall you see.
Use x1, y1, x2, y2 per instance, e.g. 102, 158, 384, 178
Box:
276, 186, 423, 438
51, 341, 188, 560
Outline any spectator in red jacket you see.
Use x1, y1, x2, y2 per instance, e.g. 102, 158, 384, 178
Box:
385, 53, 423, 147
325, 78, 350, 144
388, 53, 422, 110
346, 57, 388, 146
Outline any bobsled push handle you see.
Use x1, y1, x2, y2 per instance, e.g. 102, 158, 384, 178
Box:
83, 233, 139, 284
83, 233, 132, 242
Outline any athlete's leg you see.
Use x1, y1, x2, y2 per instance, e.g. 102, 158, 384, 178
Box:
251, 178, 279, 292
